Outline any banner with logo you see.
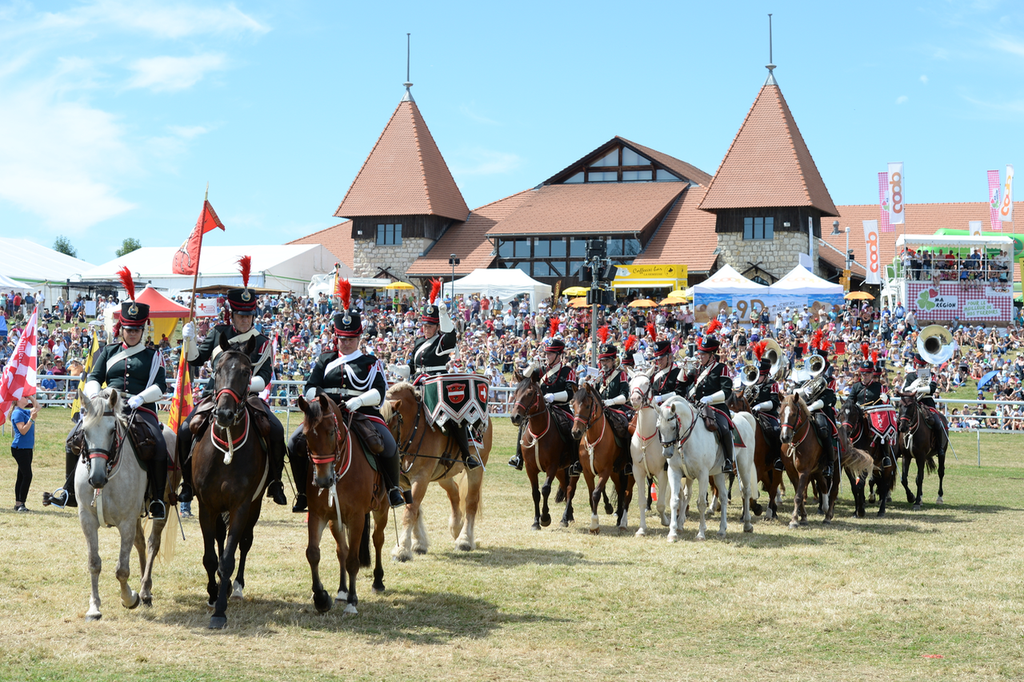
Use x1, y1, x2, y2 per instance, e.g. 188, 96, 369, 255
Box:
969, 221, 983, 237
878, 172, 893, 233
887, 162, 905, 225
611, 263, 687, 289
862, 220, 881, 284
907, 282, 1011, 323
1000, 164, 1014, 222
988, 170, 1002, 231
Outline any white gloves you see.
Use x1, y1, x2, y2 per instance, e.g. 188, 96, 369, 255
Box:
807, 399, 824, 412
544, 393, 555, 404
137, 384, 164, 404
604, 394, 626, 407
304, 387, 317, 402
249, 376, 266, 393
701, 390, 726, 405
182, 322, 195, 340
523, 363, 539, 378
346, 389, 381, 412
127, 395, 144, 410
83, 380, 101, 400
753, 400, 773, 412
393, 364, 411, 381
879, 393, 890, 404
700, 395, 714, 405
438, 301, 455, 334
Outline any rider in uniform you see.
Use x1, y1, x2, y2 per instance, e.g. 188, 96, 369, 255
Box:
678, 320, 734, 473
845, 346, 893, 466
748, 344, 783, 472
902, 352, 947, 442
176, 256, 287, 507
621, 334, 639, 380
646, 325, 681, 405
508, 331, 578, 471
288, 285, 407, 511
796, 331, 839, 479
597, 338, 630, 412
43, 267, 168, 519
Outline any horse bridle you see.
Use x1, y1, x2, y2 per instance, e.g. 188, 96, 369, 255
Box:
571, 389, 600, 433
660, 407, 695, 451
780, 399, 812, 449
306, 409, 347, 470
213, 350, 253, 426
513, 385, 546, 422
84, 408, 126, 468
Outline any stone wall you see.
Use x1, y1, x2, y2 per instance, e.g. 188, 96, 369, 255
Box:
352, 237, 434, 278
716, 231, 817, 280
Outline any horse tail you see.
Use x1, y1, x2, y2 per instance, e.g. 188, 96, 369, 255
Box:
925, 452, 937, 474
359, 512, 371, 568
843, 446, 874, 481
156, 515, 178, 564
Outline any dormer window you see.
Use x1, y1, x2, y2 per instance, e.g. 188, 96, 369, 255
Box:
555, 144, 682, 184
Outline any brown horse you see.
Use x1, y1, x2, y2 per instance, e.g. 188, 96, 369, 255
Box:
298, 394, 389, 614
191, 337, 267, 629
897, 394, 947, 510
778, 393, 840, 526
727, 390, 782, 520
838, 399, 897, 517
509, 375, 578, 529
380, 382, 493, 562
569, 383, 633, 534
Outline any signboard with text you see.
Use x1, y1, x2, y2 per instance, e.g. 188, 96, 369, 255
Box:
906, 281, 1011, 323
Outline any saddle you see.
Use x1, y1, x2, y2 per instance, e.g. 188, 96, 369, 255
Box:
346, 410, 385, 455
699, 404, 745, 448
550, 404, 575, 445
125, 414, 162, 464
604, 407, 632, 447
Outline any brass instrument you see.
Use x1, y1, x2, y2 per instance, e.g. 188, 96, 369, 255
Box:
740, 362, 760, 386
808, 353, 826, 378
917, 324, 955, 365
763, 338, 786, 381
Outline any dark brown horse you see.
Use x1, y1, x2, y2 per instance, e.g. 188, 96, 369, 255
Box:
509, 375, 577, 529
298, 394, 389, 615
727, 390, 781, 520
192, 337, 267, 629
838, 399, 897, 518
897, 394, 947, 510
569, 383, 633, 534
778, 393, 840, 526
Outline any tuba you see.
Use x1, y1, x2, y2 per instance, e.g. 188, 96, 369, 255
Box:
808, 353, 826, 378
763, 338, 786, 381
740, 361, 760, 386
917, 325, 955, 365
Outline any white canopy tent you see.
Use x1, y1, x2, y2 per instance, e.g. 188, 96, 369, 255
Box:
0, 238, 96, 303
0, 273, 32, 291
693, 264, 768, 295
308, 273, 390, 298
768, 264, 843, 295
442, 268, 553, 310
84, 244, 342, 296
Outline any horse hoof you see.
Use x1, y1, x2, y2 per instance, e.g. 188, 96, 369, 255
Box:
936, 496, 944, 505
391, 546, 413, 562
635, 527, 646, 537
589, 527, 600, 535
822, 519, 831, 526
540, 513, 551, 527
142, 596, 153, 607
667, 533, 678, 543
789, 521, 800, 529
126, 592, 141, 610
85, 612, 101, 622
717, 530, 727, 538
372, 583, 385, 594
531, 522, 542, 531
800, 519, 808, 527
660, 515, 670, 527
603, 503, 614, 515
455, 539, 474, 552
906, 492, 916, 504
913, 503, 922, 511
876, 509, 886, 517
413, 546, 427, 556
560, 520, 569, 528
343, 604, 358, 615
313, 590, 332, 614
743, 524, 753, 533
231, 581, 244, 600
209, 616, 227, 630
695, 534, 706, 541
335, 590, 348, 603
206, 600, 216, 610
868, 494, 876, 503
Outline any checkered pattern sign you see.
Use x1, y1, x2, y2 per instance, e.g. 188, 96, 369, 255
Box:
906, 282, 1012, 323
0, 306, 38, 425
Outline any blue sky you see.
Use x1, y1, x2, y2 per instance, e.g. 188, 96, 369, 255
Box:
1, 0, 1022, 266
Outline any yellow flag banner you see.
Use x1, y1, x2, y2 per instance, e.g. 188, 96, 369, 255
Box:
167, 345, 193, 434
70, 332, 101, 419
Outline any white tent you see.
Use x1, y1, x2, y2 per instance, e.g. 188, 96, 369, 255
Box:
84, 244, 342, 295
768, 265, 843, 295
442, 268, 552, 310
693, 264, 767, 295
0, 273, 32, 291
0, 238, 97, 304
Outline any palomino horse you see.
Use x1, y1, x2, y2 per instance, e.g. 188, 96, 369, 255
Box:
569, 383, 633, 534
628, 375, 669, 536
76, 388, 176, 621
508, 376, 578, 529
657, 398, 757, 541
727, 389, 782, 520
897, 394, 947, 509
191, 336, 269, 629
778, 393, 841, 527
838, 399, 897, 518
381, 382, 493, 561
298, 394, 389, 614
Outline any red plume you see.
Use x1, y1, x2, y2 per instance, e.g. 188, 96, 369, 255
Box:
597, 325, 609, 344
752, 340, 766, 361
819, 338, 832, 353
338, 278, 351, 311
549, 317, 560, 338
705, 319, 722, 336
117, 266, 135, 301
860, 342, 870, 360
237, 256, 251, 289
871, 351, 878, 365
811, 329, 823, 350
624, 334, 638, 352
429, 278, 442, 305
646, 322, 657, 343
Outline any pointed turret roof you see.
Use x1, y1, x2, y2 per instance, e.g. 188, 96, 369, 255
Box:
699, 77, 837, 216
334, 98, 469, 221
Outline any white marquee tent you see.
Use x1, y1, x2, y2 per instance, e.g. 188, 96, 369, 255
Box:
0, 238, 96, 303
693, 264, 767, 295
768, 264, 843, 295
442, 268, 553, 309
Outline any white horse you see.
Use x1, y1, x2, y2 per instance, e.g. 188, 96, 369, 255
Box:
628, 376, 670, 536
75, 389, 175, 621
657, 397, 758, 541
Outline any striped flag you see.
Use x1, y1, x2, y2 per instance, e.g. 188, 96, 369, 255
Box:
878, 172, 893, 233
0, 307, 38, 425
988, 170, 1002, 231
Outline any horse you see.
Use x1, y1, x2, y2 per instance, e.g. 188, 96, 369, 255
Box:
75, 388, 176, 621
380, 382, 493, 562
628, 375, 669, 536
778, 393, 841, 527
508, 374, 578, 529
657, 397, 757, 541
727, 388, 782, 521
897, 394, 947, 510
838, 398, 897, 518
191, 336, 269, 629
298, 394, 389, 614
569, 383, 633, 534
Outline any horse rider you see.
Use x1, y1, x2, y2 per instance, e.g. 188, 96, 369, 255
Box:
43, 269, 168, 519
845, 347, 893, 467
796, 333, 839, 480
508, 336, 578, 471
748, 356, 783, 472
597, 341, 631, 412
678, 320, 734, 474
393, 282, 481, 471
621, 334, 639, 380
647, 335, 681, 406
288, 303, 407, 511
902, 353, 947, 442
176, 262, 288, 508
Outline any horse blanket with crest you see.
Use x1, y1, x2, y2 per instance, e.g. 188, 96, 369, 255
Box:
863, 403, 899, 444
420, 373, 490, 428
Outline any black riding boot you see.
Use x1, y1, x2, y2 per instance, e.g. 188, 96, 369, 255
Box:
288, 428, 308, 513
43, 426, 82, 508
378, 452, 406, 508
264, 415, 287, 505
818, 427, 835, 480
176, 421, 196, 502
148, 451, 168, 520
448, 423, 481, 469
719, 426, 734, 474
769, 425, 784, 471
509, 422, 524, 470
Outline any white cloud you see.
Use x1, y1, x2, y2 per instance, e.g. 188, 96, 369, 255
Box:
126, 54, 227, 92
168, 124, 212, 139
37, 0, 269, 40
920, 75, 929, 84
990, 33, 1024, 58
896, 95, 909, 104
450, 148, 522, 177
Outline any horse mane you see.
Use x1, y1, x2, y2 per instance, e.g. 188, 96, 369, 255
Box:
81, 389, 124, 430
302, 395, 323, 432
385, 381, 417, 399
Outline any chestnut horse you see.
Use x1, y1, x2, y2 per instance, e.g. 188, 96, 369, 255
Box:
727, 389, 782, 520
298, 394, 389, 614
778, 393, 840, 526
380, 382, 493, 561
838, 399, 897, 518
569, 383, 633, 534
509, 376, 578, 529
897, 394, 947, 510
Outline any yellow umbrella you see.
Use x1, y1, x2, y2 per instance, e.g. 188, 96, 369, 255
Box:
385, 281, 415, 290
569, 297, 589, 308
628, 299, 657, 308
563, 286, 589, 296
659, 297, 687, 305
844, 291, 875, 300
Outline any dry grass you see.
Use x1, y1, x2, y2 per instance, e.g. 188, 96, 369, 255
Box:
0, 409, 1023, 681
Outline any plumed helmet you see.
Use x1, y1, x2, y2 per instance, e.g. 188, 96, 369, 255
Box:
598, 343, 617, 360
227, 256, 258, 315
117, 266, 149, 328
544, 338, 566, 354
333, 309, 362, 338
652, 340, 673, 358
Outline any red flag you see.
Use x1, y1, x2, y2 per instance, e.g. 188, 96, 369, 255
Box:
0, 307, 39, 425
172, 200, 225, 275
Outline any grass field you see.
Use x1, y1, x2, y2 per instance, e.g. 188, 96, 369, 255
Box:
0, 408, 1022, 681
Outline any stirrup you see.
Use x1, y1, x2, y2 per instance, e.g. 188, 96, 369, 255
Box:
568, 462, 582, 477
773, 459, 785, 472
387, 487, 407, 508
149, 499, 166, 521
43, 489, 69, 508
508, 454, 523, 471
291, 494, 308, 513
465, 455, 482, 470
881, 456, 892, 468
721, 458, 734, 474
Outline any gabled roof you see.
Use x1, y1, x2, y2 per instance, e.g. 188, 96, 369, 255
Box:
485, 183, 685, 237
289, 221, 354, 269
543, 136, 712, 187
700, 82, 837, 216
407, 191, 532, 277
334, 100, 469, 221
632, 185, 718, 273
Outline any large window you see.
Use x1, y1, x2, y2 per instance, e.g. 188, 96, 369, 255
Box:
743, 217, 774, 241
495, 236, 640, 280
376, 223, 402, 245
558, 145, 683, 185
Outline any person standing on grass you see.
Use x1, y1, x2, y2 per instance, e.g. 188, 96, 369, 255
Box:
11, 395, 39, 512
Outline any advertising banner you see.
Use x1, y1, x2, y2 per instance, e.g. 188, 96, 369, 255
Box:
692, 293, 846, 324
862, 220, 881, 284
612, 264, 687, 289
988, 169, 1002, 230
888, 162, 905, 225
907, 281, 1012, 323
878, 172, 893, 233
1000, 164, 1014, 222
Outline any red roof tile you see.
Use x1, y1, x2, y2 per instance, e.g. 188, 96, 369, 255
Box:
334, 100, 469, 221
700, 82, 837, 215
407, 192, 532, 277
632, 186, 718, 273
486, 183, 685, 237
289, 220, 354, 268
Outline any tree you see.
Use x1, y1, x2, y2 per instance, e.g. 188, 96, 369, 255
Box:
53, 235, 77, 258
116, 238, 142, 257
